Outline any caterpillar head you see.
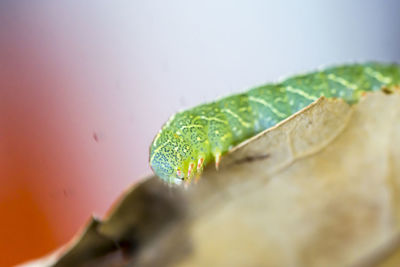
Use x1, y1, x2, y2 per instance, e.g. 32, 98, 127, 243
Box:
150, 126, 207, 185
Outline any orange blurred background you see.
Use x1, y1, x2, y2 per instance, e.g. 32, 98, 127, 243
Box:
0, 2, 153, 265
1, 1, 399, 266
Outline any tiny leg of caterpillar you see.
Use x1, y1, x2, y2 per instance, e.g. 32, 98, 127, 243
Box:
177, 168, 183, 178
194, 157, 205, 184
215, 152, 221, 170
197, 157, 204, 172
187, 162, 195, 178
182, 163, 196, 187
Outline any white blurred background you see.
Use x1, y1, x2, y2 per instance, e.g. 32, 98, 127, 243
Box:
1, 0, 399, 265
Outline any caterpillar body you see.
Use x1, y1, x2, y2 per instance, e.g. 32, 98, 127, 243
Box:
150, 62, 400, 184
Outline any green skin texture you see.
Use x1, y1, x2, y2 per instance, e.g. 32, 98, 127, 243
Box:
150, 62, 400, 184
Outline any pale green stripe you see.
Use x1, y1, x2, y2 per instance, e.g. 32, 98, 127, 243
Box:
248, 96, 287, 118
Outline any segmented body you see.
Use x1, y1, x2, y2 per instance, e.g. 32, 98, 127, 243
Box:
150, 62, 400, 184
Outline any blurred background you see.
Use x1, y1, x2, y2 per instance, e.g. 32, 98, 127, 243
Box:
0, 0, 399, 265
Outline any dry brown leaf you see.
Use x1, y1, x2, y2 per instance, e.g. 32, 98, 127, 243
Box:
177, 92, 400, 267
20, 92, 400, 267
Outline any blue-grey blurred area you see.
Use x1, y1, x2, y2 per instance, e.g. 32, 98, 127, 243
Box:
2, 0, 399, 127
91, 0, 400, 108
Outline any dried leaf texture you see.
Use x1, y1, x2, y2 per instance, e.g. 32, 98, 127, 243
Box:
20, 92, 400, 267
180, 92, 400, 267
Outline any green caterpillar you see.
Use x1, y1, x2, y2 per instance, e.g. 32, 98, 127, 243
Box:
150, 62, 400, 184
